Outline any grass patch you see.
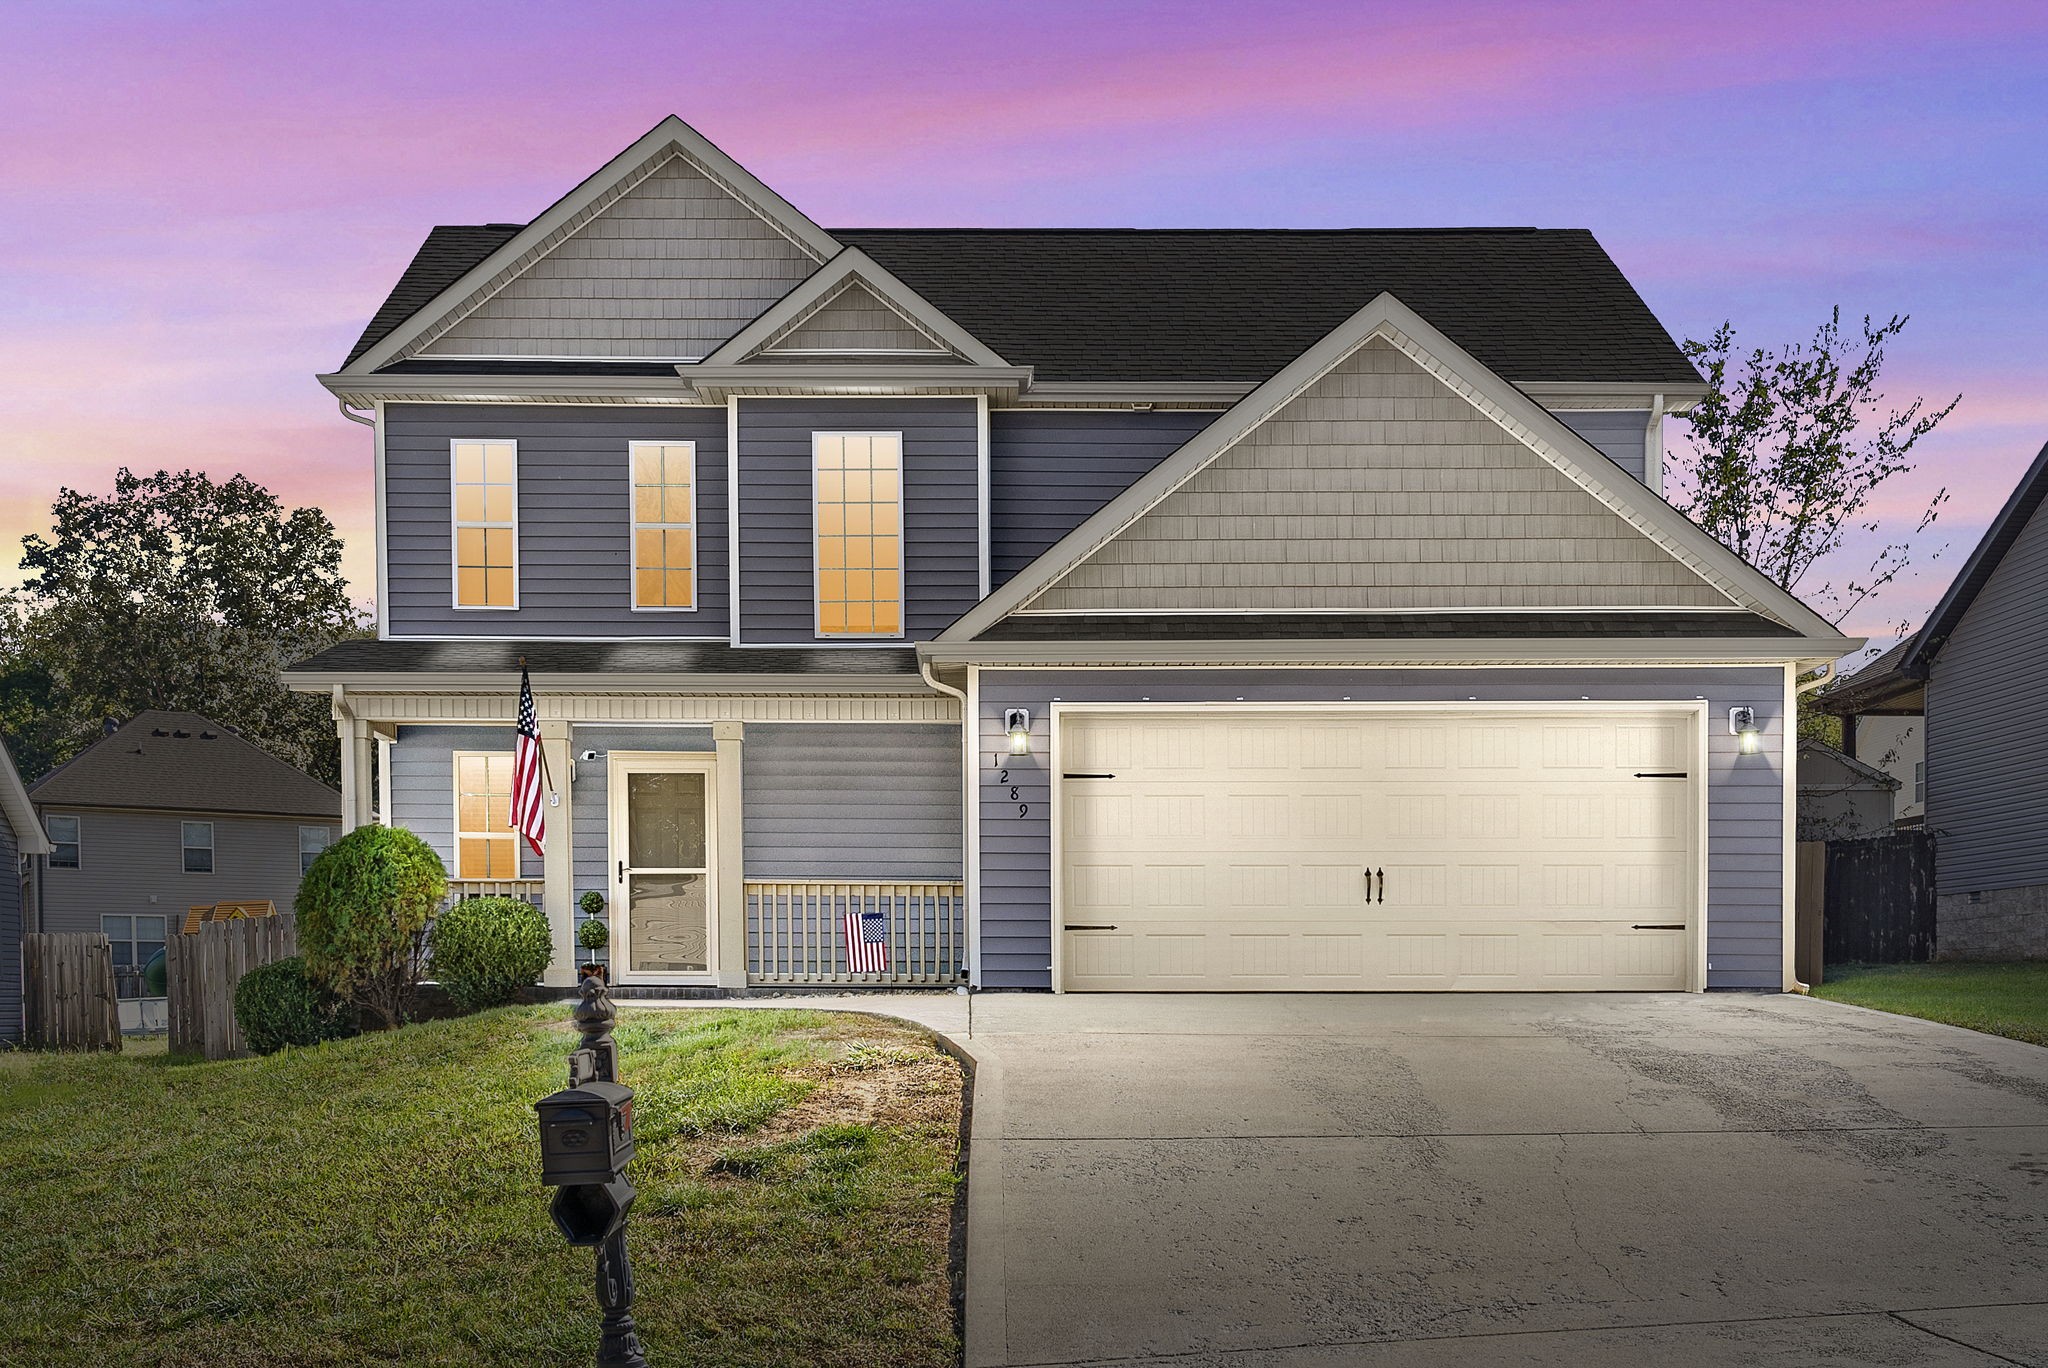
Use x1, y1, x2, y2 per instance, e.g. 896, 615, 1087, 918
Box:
0, 1006, 963, 1367
1817, 962, 2048, 1047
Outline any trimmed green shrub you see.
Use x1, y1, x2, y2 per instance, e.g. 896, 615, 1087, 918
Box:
234, 956, 354, 1055
577, 889, 605, 917
430, 896, 554, 1013
296, 824, 446, 1028
576, 916, 609, 951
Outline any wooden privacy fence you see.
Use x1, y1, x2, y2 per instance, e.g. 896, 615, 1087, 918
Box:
1823, 830, 1936, 966
746, 880, 965, 986
22, 932, 122, 1050
166, 913, 298, 1059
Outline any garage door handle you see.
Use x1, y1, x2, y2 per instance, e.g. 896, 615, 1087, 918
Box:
1369, 867, 1385, 904
1634, 772, 1689, 779
1067, 924, 1119, 931
1063, 773, 1116, 779
1632, 923, 1685, 931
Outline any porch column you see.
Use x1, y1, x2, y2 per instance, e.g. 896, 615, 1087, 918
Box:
540, 718, 577, 987
351, 722, 375, 827
332, 688, 361, 833
714, 721, 747, 993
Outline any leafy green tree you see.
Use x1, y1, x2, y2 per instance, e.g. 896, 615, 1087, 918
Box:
297, 825, 448, 1029
2, 468, 365, 783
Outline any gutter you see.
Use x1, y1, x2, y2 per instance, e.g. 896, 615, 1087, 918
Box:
282, 670, 942, 695
917, 636, 1863, 670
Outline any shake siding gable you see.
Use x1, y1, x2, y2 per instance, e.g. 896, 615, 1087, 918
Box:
1026, 340, 1729, 614
417, 153, 820, 361
1927, 492, 2048, 894
384, 404, 729, 638
761, 283, 957, 357
735, 398, 980, 643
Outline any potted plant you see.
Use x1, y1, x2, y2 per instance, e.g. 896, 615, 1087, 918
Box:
576, 912, 609, 982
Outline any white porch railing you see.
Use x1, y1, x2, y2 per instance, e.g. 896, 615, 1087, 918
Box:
746, 880, 965, 987
447, 879, 544, 903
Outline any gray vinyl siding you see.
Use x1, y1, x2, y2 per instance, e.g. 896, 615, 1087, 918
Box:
743, 724, 962, 879
32, 808, 327, 933
735, 398, 979, 643
388, 726, 544, 881
974, 668, 1786, 991
1, 820, 18, 1042
568, 726, 715, 906
988, 409, 1219, 588
383, 403, 729, 639
1926, 494, 2048, 894
1552, 410, 1650, 483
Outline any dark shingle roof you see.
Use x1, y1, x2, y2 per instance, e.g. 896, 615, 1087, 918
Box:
980, 612, 1796, 643
30, 711, 341, 819
1901, 437, 2048, 674
285, 639, 923, 679
343, 224, 1701, 386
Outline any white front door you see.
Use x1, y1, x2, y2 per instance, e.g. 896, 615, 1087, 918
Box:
608, 754, 718, 984
1057, 707, 1702, 992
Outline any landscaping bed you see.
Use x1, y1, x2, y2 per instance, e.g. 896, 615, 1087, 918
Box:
1817, 961, 2048, 1047
0, 1007, 965, 1367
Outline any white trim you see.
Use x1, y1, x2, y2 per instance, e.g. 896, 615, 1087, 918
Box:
939, 293, 1841, 644
919, 638, 1860, 668
420, 353, 711, 364
340, 118, 840, 375
1043, 699, 1711, 995
1005, 604, 1757, 617
627, 439, 700, 612
450, 748, 521, 881
373, 401, 389, 638
811, 431, 908, 641
449, 438, 520, 611
698, 248, 1007, 369
681, 364, 1030, 404
1781, 662, 1800, 991
975, 393, 991, 599
179, 820, 216, 875
726, 400, 743, 645
762, 347, 953, 357
965, 664, 983, 988
608, 750, 720, 986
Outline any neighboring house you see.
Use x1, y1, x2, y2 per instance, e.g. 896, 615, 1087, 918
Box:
1818, 438, 2048, 958
1795, 739, 1900, 842
29, 711, 342, 1028
1, 738, 53, 1044
284, 116, 1856, 998
1822, 637, 1926, 826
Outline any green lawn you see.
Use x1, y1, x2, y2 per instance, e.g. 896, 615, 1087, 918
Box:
0, 1006, 964, 1367
1817, 962, 2048, 1047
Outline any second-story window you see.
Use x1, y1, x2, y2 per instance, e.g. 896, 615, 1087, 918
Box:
631, 441, 697, 610
453, 439, 517, 609
814, 432, 903, 637
46, 814, 80, 869
182, 821, 215, 873
299, 825, 333, 874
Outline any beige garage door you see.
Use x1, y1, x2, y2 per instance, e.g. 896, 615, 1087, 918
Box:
1058, 709, 1698, 991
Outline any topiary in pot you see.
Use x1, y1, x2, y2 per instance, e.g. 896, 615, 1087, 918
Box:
234, 956, 355, 1055
296, 824, 446, 1029
576, 916, 609, 951
430, 895, 555, 1013
577, 890, 605, 918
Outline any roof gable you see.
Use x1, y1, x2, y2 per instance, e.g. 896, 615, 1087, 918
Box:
942, 292, 1843, 643
30, 711, 341, 820
1903, 437, 2048, 673
338, 117, 841, 373
0, 738, 50, 854
700, 247, 1006, 368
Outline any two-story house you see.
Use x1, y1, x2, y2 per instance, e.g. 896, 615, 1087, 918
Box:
285, 116, 1856, 997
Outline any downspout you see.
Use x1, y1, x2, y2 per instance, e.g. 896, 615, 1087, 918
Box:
337, 398, 375, 428
1643, 394, 1665, 495
920, 653, 974, 994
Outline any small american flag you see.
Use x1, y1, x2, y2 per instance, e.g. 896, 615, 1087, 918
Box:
510, 666, 547, 858
843, 904, 890, 974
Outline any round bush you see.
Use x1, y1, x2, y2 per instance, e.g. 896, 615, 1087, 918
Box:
576, 916, 609, 950
431, 896, 555, 1013
234, 956, 354, 1055
296, 824, 447, 1029
577, 889, 605, 917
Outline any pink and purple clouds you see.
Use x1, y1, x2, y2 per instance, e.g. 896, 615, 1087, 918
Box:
4, 0, 2044, 641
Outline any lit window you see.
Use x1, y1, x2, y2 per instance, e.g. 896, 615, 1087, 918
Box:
453, 440, 517, 608
181, 821, 214, 873
814, 432, 902, 637
299, 825, 333, 875
631, 441, 697, 609
46, 815, 79, 869
455, 753, 518, 879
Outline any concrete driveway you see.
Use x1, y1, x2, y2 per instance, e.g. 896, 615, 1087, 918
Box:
927, 992, 2048, 1367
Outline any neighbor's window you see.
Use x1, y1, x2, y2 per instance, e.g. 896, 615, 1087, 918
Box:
46, 814, 79, 868
814, 432, 902, 637
453, 439, 517, 608
454, 753, 518, 879
631, 441, 697, 609
102, 914, 167, 1000
299, 825, 333, 874
181, 821, 214, 873
1914, 760, 1925, 805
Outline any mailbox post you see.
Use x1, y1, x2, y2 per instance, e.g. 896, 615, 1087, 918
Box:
537, 974, 649, 1368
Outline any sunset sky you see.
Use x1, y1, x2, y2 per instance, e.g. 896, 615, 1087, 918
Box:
4, 0, 2044, 644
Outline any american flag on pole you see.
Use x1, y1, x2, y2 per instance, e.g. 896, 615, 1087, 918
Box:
510, 665, 547, 858
843, 902, 890, 974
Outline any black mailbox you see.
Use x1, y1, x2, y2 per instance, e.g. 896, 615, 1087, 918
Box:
536, 1080, 636, 1186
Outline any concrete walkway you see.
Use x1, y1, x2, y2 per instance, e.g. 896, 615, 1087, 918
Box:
666, 991, 2048, 1366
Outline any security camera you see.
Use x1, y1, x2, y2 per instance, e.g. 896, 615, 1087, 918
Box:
578, 749, 600, 762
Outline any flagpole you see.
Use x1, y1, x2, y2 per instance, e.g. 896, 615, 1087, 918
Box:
520, 656, 557, 792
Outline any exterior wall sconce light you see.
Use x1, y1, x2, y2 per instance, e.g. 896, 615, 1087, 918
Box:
1005, 708, 1032, 755
1729, 706, 1761, 753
